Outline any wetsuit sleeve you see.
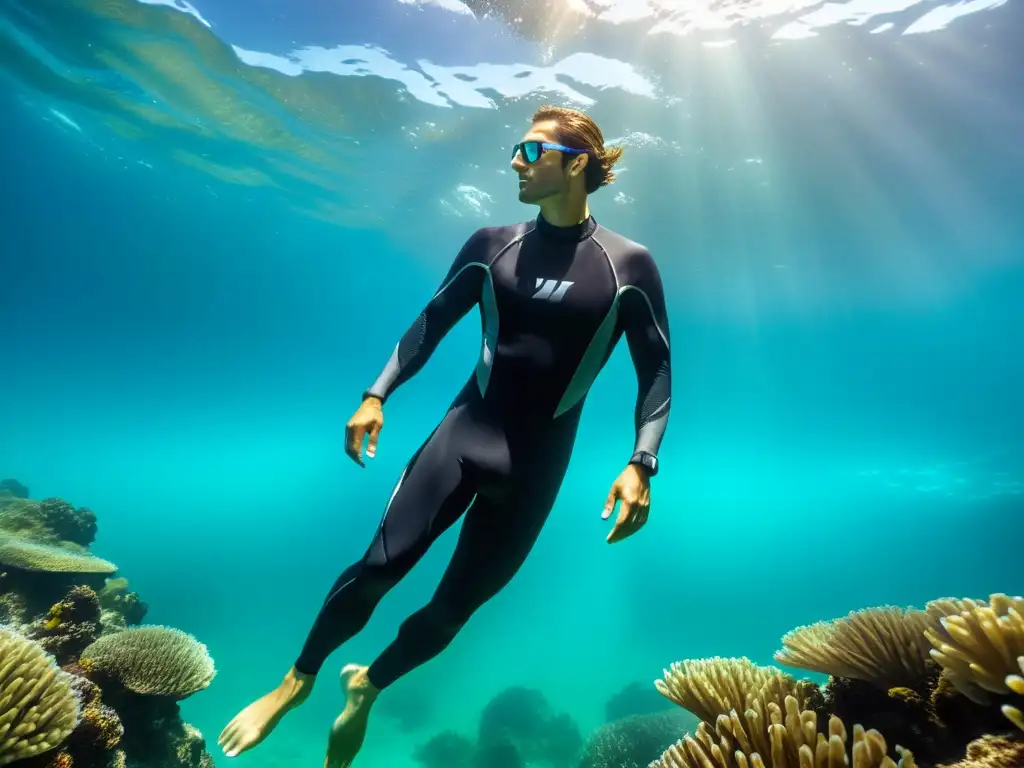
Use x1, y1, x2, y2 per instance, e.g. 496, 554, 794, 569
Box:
363, 230, 488, 404
619, 250, 672, 463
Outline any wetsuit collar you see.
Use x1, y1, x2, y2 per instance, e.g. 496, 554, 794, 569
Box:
535, 213, 597, 242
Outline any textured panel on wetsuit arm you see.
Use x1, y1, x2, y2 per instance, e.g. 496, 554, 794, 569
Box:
618, 248, 672, 460
364, 228, 492, 403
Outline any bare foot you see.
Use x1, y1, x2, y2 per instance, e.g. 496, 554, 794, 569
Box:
218, 667, 314, 757
324, 664, 380, 768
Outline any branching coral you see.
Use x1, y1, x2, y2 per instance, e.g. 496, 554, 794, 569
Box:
774, 607, 933, 690
0, 626, 81, 765
80, 625, 215, 699
1002, 656, 1024, 732
654, 657, 821, 727
651, 694, 917, 768
923, 593, 1024, 704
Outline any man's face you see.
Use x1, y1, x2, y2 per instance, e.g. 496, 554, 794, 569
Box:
511, 119, 573, 205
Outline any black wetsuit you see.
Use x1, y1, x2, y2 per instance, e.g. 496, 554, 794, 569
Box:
294, 214, 672, 688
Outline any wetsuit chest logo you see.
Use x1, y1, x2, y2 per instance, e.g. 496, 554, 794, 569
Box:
532, 278, 574, 302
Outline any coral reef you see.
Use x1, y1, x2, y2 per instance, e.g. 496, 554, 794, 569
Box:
578, 709, 698, 768
923, 595, 1024, 704
36, 498, 98, 548
81, 625, 216, 699
97, 577, 149, 628
652, 696, 917, 768
816, 663, 952, 764
655, 657, 822, 726
0, 626, 81, 765
1004, 656, 1024, 732
643, 592, 1024, 768
0, 498, 97, 548
934, 735, 1024, 767
109, 695, 215, 768
0, 493, 119, 621
0, 535, 116, 574
775, 606, 933, 690
0, 587, 27, 624
0, 479, 217, 768
408, 592, 1024, 768
25, 585, 103, 665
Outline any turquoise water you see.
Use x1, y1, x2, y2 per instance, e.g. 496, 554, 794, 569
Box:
1, 0, 1022, 765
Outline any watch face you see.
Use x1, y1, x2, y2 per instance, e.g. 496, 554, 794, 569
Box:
633, 453, 657, 473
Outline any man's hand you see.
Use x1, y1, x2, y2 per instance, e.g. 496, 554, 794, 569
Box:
602, 463, 651, 543
346, 397, 384, 467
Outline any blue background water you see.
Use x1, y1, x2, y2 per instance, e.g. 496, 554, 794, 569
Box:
1, 0, 1022, 765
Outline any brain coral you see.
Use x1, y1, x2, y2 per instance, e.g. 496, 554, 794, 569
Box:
0, 626, 81, 765
80, 625, 215, 699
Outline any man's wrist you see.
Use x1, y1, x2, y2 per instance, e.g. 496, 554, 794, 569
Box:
627, 462, 651, 479
628, 450, 658, 477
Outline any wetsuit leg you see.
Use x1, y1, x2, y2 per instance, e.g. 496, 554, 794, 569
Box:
292, 404, 477, 677
365, 444, 572, 691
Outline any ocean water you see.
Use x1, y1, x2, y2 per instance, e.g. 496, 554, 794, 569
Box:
1, 0, 1023, 766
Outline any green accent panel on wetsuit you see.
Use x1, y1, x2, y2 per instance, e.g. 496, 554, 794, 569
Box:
475, 266, 498, 397
553, 293, 621, 417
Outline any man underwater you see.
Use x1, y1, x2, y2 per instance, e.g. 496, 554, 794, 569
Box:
218, 105, 672, 767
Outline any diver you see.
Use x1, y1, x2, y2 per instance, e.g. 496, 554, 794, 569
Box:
217, 105, 672, 768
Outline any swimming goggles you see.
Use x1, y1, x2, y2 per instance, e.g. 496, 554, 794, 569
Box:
511, 140, 587, 164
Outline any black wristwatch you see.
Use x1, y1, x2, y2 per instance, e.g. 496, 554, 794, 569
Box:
629, 451, 659, 477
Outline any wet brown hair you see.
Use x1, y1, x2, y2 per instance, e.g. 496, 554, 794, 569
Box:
531, 105, 624, 194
